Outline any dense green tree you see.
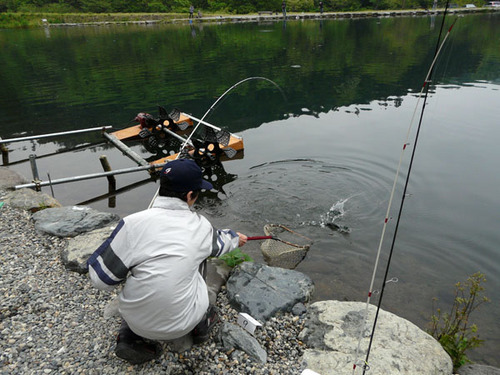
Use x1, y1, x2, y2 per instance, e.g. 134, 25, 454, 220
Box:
0, 0, 488, 13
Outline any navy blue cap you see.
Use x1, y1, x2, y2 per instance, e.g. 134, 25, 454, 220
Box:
161, 159, 213, 192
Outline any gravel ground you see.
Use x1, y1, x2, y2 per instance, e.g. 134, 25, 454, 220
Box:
0, 199, 308, 375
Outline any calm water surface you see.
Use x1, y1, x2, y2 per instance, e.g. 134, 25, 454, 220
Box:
1, 14, 499, 366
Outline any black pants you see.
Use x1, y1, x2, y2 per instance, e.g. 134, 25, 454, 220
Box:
118, 319, 143, 342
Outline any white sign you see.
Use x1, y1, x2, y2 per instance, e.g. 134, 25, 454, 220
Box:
237, 312, 262, 335
301, 370, 321, 375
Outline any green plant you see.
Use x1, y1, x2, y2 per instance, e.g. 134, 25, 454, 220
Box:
427, 272, 490, 371
219, 248, 253, 267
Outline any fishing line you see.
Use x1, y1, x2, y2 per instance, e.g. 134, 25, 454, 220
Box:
352, 5, 457, 374
434, 32, 455, 91
148, 77, 284, 208
178, 77, 285, 154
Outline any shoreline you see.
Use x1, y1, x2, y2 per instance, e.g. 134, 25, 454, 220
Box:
0, 203, 305, 374
47, 8, 498, 27
0, 177, 309, 374
3, 7, 499, 29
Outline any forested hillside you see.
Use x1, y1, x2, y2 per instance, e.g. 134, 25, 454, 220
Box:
0, 0, 480, 14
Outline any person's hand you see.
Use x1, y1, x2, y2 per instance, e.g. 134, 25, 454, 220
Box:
237, 232, 248, 247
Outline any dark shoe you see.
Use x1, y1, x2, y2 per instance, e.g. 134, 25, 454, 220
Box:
115, 334, 160, 364
192, 305, 220, 344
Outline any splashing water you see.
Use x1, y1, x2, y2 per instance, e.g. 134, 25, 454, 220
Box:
302, 197, 351, 233
321, 198, 347, 224
322, 198, 351, 233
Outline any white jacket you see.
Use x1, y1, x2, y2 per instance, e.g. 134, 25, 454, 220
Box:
87, 196, 240, 340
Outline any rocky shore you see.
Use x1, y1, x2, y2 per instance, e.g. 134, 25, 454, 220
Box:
0, 167, 315, 374
0, 198, 310, 374
1, 167, 498, 375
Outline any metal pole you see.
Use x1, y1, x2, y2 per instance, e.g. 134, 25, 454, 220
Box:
0, 126, 112, 144
6, 140, 107, 167
183, 113, 242, 139
29, 154, 41, 192
162, 127, 194, 146
183, 113, 222, 131
102, 132, 150, 166
47, 172, 55, 197
15, 162, 167, 190
29, 154, 40, 181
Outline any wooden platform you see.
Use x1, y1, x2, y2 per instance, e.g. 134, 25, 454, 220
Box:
150, 134, 244, 168
104, 113, 244, 170
111, 113, 193, 141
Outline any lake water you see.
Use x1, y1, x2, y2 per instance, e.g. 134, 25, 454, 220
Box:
1, 13, 499, 366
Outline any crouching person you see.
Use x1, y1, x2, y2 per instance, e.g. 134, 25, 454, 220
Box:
87, 159, 248, 364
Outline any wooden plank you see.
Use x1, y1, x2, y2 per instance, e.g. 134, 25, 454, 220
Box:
226, 135, 244, 151
112, 125, 142, 141
149, 135, 244, 169
112, 114, 193, 141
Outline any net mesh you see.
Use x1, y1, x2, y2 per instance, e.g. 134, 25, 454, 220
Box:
260, 224, 312, 269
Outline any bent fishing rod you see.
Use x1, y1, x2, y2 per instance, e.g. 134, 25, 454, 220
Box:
352, 5, 457, 374
178, 76, 285, 155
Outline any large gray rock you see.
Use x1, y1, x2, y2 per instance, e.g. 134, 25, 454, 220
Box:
32, 205, 120, 237
226, 262, 314, 322
63, 225, 116, 273
458, 364, 500, 375
3, 188, 61, 212
0, 167, 27, 191
219, 322, 267, 364
299, 300, 453, 375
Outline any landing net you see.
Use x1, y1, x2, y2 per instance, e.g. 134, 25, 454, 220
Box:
260, 224, 312, 269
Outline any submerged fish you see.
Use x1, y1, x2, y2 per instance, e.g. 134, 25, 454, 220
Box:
326, 222, 351, 234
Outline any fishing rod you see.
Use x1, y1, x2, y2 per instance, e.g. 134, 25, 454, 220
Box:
177, 76, 285, 155
352, 4, 457, 374
147, 77, 284, 208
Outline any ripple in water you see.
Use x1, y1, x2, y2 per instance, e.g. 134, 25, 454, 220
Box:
220, 158, 392, 236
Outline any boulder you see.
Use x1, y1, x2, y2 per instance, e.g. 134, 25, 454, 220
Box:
226, 262, 314, 322
0, 167, 27, 191
299, 300, 453, 375
219, 322, 268, 364
31, 205, 120, 237
3, 188, 61, 212
63, 225, 116, 273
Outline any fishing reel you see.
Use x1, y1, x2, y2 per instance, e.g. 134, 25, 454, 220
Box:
135, 107, 189, 137
134, 105, 237, 164
144, 134, 180, 156
136, 120, 175, 156
135, 108, 188, 156
186, 127, 236, 168
181, 140, 218, 168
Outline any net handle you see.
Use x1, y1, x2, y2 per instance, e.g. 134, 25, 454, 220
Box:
247, 236, 273, 241
247, 235, 306, 249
